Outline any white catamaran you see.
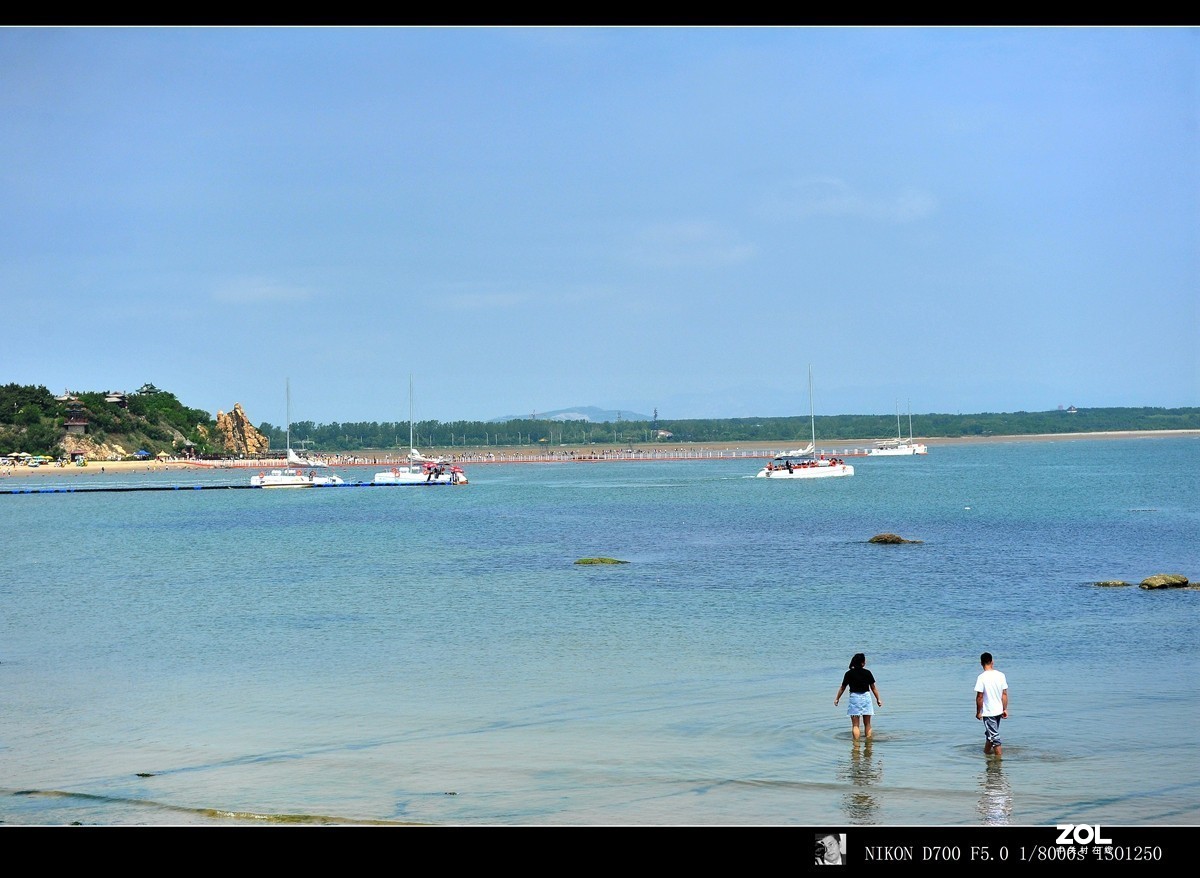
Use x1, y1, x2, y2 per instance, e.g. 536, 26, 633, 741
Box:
867, 401, 928, 456
251, 380, 344, 488
372, 376, 468, 486
756, 367, 854, 479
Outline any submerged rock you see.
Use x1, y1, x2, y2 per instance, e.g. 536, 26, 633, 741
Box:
1093, 580, 1132, 587
575, 557, 629, 565
868, 533, 923, 544
1139, 573, 1189, 589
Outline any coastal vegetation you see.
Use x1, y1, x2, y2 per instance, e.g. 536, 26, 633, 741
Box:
262, 406, 1199, 453
0, 383, 220, 459
1, 381, 1197, 459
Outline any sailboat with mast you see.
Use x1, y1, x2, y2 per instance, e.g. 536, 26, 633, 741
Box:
251, 380, 345, 488
867, 400, 928, 456
756, 367, 854, 479
372, 376, 468, 486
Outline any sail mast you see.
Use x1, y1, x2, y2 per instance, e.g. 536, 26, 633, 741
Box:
286, 377, 291, 454
808, 365, 816, 450
408, 374, 414, 451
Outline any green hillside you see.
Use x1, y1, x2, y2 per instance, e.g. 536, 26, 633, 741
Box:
0, 383, 220, 459
2, 381, 1196, 460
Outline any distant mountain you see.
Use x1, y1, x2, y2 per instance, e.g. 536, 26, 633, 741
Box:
489, 406, 653, 424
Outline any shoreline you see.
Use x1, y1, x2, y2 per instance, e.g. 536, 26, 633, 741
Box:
3, 429, 1195, 477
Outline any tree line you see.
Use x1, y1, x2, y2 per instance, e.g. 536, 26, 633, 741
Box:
261, 406, 1199, 453
2, 381, 1196, 458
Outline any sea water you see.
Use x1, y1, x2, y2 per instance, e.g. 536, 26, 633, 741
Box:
0, 436, 1196, 826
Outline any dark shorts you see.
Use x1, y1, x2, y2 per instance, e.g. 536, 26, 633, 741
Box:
982, 715, 1002, 746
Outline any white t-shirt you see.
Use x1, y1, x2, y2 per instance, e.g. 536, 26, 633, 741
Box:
975, 668, 1008, 717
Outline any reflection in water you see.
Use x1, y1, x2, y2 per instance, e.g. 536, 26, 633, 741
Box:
976, 760, 1013, 825
838, 740, 882, 822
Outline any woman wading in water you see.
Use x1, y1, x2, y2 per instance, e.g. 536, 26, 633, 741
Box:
834, 652, 883, 741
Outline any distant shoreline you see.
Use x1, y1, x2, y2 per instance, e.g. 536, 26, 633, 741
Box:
4, 429, 1195, 477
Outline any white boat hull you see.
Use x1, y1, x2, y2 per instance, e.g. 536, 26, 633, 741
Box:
867, 442, 928, 456
756, 461, 854, 479
251, 468, 345, 488
372, 468, 467, 486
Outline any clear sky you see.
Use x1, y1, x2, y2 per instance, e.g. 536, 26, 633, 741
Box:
2, 26, 1197, 427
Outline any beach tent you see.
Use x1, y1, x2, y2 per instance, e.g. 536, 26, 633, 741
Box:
155, 451, 170, 460
134, 449, 151, 458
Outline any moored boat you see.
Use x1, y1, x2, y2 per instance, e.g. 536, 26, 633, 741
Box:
251, 380, 344, 487
373, 451, 467, 486
251, 468, 345, 488
866, 401, 928, 456
372, 375, 468, 486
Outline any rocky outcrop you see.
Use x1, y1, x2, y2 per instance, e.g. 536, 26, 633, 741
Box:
575, 557, 629, 565
1138, 573, 1189, 590
60, 434, 129, 461
868, 533, 923, 544
215, 404, 270, 456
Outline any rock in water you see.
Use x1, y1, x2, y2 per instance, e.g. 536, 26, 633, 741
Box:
1139, 573, 1189, 589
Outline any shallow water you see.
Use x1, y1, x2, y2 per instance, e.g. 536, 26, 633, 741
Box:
1, 436, 1197, 825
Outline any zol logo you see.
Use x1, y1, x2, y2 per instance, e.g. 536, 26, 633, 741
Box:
1056, 825, 1113, 845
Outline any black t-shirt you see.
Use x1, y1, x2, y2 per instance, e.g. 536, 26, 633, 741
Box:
841, 667, 876, 693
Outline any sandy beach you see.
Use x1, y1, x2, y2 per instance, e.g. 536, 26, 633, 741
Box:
3, 429, 1195, 478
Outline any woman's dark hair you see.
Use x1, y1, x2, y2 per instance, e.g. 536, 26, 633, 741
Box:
849, 652, 866, 669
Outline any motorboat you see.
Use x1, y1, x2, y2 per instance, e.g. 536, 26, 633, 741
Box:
251, 467, 345, 488
756, 367, 854, 479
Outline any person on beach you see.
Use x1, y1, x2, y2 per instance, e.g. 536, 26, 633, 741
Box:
834, 652, 883, 741
974, 652, 1009, 757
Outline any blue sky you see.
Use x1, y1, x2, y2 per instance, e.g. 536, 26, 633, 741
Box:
2, 27, 1196, 426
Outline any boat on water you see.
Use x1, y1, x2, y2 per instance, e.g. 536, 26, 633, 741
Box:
251, 467, 345, 488
756, 368, 854, 479
251, 380, 345, 488
757, 444, 854, 479
867, 401, 928, 456
372, 450, 468, 486
371, 375, 468, 486
286, 446, 330, 468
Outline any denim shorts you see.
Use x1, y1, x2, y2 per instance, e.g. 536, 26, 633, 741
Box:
847, 692, 874, 716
